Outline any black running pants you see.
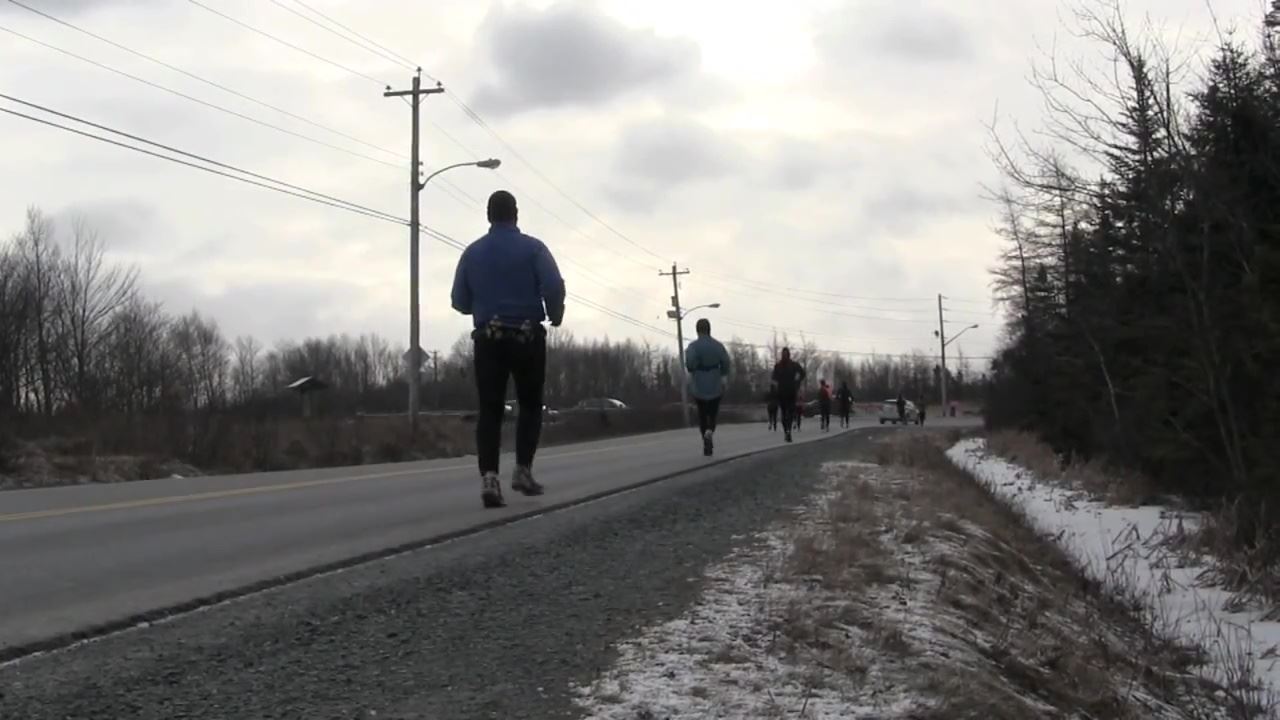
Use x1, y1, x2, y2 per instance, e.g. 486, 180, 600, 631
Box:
696, 397, 721, 435
473, 330, 546, 475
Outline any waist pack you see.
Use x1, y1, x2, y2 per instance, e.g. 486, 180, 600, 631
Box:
473, 319, 545, 343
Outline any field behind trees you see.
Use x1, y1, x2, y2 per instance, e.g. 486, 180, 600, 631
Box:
0, 207, 981, 487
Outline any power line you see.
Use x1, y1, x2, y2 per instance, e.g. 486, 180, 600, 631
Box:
5, 0, 403, 162
0, 105, 405, 225
730, 340, 993, 362
423, 112, 661, 273
446, 91, 673, 265
266, 0, 414, 71
715, 318, 922, 345
250, 11, 979, 308
417, 225, 673, 339
186, 0, 388, 87
697, 268, 936, 303
695, 274, 959, 319
0, 23, 400, 169
0, 93, 401, 222
292, 0, 423, 73
206, 5, 669, 271
0, 99, 681, 344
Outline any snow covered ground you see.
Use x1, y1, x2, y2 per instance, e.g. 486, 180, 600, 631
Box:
949, 437, 1280, 711
574, 448, 1225, 719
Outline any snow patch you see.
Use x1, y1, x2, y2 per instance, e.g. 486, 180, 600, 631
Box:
948, 437, 1280, 704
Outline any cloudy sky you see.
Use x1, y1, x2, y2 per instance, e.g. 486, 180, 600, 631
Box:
0, 0, 1266, 365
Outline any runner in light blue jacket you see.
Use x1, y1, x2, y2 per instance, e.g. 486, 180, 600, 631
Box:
685, 318, 731, 456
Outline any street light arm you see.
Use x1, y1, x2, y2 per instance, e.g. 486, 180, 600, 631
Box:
418, 160, 499, 191
680, 302, 722, 320
943, 324, 979, 347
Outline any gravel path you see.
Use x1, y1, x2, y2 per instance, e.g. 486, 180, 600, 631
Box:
0, 429, 882, 720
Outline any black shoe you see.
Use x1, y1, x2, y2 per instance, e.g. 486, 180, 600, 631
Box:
511, 465, 544, 496
785, 432, 793, 443
481, 473, 505, 508
703, 430, 713, 456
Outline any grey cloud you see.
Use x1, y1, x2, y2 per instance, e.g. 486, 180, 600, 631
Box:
0, 0, 152, 14
859, 184, 978, 239
145, 277, 372, 346
604, 116, 743, 212
815, 0, 977, 71
767, 137, 859, 191
50, 199, 163, 251
615, 118, 740, 185
471, 2, 701, 116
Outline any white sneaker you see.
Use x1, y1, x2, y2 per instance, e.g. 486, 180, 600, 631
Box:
511, 465, 544, 496
481, 472, 505, 508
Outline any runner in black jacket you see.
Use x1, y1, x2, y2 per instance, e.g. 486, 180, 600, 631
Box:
771, 347, 806, 443
836, 381, 854, 428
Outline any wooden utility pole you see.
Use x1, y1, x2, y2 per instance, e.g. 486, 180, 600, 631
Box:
432, 350, 440, 409
937, 293, 948, 416
384, 71, 444, 434
660, 263, 692, 427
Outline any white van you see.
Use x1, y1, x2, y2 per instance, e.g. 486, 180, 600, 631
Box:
878, 399, 919, 424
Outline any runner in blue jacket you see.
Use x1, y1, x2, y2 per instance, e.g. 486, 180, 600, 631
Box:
685, 318, 731, 456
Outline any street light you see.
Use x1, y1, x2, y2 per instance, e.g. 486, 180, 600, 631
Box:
932, 323, 979, 418
667, 302, 722, 427
406, 157, 501, 433
667, 302, 722, 321
421, 158, 501, 189
935, 323, 980, 348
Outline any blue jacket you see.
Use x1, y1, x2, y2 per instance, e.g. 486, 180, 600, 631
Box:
685, 335, 731, 400
451, 223, 566, 328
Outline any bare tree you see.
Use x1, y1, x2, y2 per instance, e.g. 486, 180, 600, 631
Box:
54, 216, 139, 412
232, 335, 262, 403
15, 207, 60, 416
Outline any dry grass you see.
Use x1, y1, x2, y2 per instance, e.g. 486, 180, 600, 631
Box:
987, 430, 1163, 506
0, 405, 720, 488
1179, 496, 1280, 618
769, 432, 1251, 718
987, 431, 1280, 664
0, 436, 202, 490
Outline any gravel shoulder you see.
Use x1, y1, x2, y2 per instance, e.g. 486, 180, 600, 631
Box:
0, 427, 876, 719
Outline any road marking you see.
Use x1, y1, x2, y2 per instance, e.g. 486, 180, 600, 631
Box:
0, 437, 677, 524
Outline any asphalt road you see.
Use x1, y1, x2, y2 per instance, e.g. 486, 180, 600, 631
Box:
0, 417, 917, 658
0, 422, 921, 720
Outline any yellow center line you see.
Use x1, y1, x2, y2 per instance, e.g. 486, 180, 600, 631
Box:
0, 437, 675, 524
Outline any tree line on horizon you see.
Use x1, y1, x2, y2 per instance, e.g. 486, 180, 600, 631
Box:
0, 207, 983, 433
987, 1, 1280, 523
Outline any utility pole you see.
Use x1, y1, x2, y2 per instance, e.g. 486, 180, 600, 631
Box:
432, 350, 440, 410
660, 263, 692, 427
937, 293, 948, 418
385, 71, 444, 435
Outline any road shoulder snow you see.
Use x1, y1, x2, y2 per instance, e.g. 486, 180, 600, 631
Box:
575, 433, 1231, 719
949, 436, 1280, 716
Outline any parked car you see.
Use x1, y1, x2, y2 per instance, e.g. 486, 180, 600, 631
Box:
502, 402, 560, 421
878, 399, 919, 425
802, 399, 821, 418
575, 398, 629, 411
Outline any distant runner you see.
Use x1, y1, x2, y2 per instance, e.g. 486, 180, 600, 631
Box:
818, 379, 833, 432
794, 393, 804, 432
836, 381, 854, 428
771, 347, 806, 443
896, 391, 907, 424
765, 387, 779, 431
451, 190, 566, 509
685, 318, 731, 457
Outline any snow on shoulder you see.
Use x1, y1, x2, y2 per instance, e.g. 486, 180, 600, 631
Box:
949, 436, 1280, 711
575, 439, 1230, 719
